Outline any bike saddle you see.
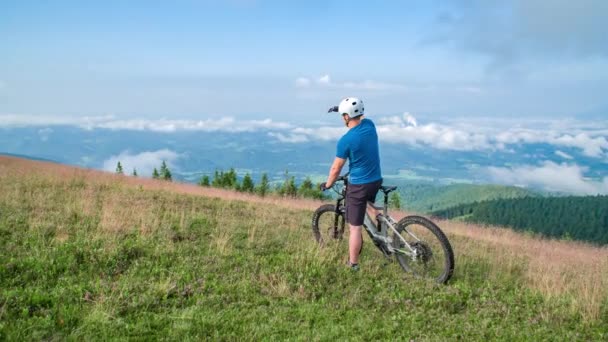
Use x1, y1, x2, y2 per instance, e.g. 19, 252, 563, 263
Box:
380, 185, 397, 194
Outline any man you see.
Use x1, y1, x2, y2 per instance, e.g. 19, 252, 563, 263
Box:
322, 97, 382, 271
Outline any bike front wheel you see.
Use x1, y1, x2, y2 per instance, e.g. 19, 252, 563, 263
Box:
392, 215, 454, 284
311, 204, 346, 246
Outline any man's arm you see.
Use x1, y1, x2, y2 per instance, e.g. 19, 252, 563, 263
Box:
324, 157, 346, 188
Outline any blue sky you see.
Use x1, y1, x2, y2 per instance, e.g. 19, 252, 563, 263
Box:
1, 0, 607, 121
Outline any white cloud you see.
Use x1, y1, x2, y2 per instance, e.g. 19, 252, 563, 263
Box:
486, 161, 608, 195
295, 77, 311, 88
404, 113, 418, 127
555, 150, 573, 160
550, 133, 608, 158
317, 74, 331, 85
267, 126, 347, 144
0, 114, 292, 133
89, 117, 291, 133
277, 114, 492, 151
375, 115, 493, 151
263, 114, 608, 157
2, 113, 606, 159
292, 126, 346, 141
102, 149, 180, 177
295, 74, 406, 92
267, 132, 309, 143
495, 129, 608, 158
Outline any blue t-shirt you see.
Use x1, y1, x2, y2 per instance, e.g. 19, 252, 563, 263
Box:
336, 118, 382, 185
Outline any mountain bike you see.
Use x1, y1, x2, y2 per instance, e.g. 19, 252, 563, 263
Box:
312, 174, 455, 284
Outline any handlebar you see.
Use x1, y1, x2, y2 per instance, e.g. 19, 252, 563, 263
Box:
320, 172, 350, 192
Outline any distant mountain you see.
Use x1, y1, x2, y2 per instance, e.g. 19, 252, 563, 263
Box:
394, 182, 540, 213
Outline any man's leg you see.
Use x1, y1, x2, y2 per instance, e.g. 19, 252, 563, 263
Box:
366, 202, 380, 229
349, 204, 379, 265
349, 225, 362, 265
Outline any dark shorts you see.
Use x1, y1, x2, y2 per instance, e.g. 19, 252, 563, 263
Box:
346, 179, 382, 226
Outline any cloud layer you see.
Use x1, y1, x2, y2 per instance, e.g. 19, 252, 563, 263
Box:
3, 113, 607, 160
272, 113, 608, 159
487, 161, 608, 195
0, 114, 291, 133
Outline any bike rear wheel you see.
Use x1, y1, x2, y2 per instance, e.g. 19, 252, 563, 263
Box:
392, 215, 454, 284
311, 204, 346, 246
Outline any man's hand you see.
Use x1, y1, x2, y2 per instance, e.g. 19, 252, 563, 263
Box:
319, 183, 329, 191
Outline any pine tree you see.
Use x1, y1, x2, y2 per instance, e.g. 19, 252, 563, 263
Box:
199, 175, 210, 186
132, 168, 137, 177
159, 161, 172, 181
298, 177, 325, 199
287, 177, 297, 197
159, 161, 167, 178
225, 168, 237, 188
163, 167, 172, 181
257, 173, 270, 197
390, 191, 402, 210
212, 170, 221, 187
241, 173, 255, 193
152, 168, 160, 179
280, 170, 297, 198
115, 161, 124, 175
299, 178, 313, 192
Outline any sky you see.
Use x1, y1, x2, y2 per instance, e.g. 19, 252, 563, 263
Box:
1, 0, 607, 121
1, 0, 607, 194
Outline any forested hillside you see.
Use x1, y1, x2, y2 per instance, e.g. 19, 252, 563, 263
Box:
394, 182, 539, 213
432, 196, 608, 244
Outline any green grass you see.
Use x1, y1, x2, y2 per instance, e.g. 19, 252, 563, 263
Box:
0, 173, 606, 340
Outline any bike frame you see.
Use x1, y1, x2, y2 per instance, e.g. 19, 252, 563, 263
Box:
331, 177, 420, 258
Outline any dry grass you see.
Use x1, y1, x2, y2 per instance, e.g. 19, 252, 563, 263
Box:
1, 155, 607, 320
259, 273, 291, 298
438, 218, 608, 319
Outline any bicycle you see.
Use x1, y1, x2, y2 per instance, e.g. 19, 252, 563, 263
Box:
312, 173, 455, 284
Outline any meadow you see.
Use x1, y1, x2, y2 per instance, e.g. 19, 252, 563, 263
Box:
0, 156, 606, 340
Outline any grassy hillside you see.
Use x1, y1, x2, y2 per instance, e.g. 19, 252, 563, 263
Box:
394, 182, 539, 213
0, 156, 606, 340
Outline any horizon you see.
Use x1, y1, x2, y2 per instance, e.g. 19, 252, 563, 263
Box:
1, 113, 607, 195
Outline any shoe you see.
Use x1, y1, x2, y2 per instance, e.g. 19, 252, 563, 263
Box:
346, 261, 360, 272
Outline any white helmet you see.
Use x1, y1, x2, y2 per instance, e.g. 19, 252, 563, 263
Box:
336, 97, 364, 118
